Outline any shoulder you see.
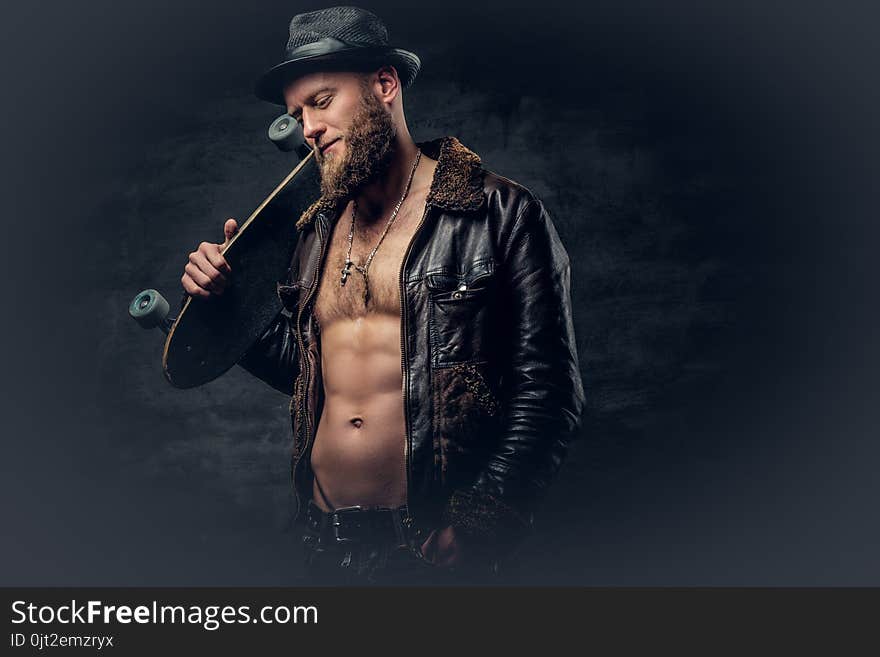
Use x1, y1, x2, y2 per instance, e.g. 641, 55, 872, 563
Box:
479, 169, 570, 268
479, 168, 551, 245
481, 169, 540, 214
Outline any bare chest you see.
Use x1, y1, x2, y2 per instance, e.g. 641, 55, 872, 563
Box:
314, 199, 425, 325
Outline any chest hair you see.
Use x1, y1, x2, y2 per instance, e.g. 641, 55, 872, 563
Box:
314, 202, 425, 325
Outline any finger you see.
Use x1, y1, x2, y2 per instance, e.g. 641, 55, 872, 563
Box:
185, 261, 224, 295
189, 250, 228, 288
181, 273, 210, 298
200, 241, 231, 274
184, 262, 217, 293
434, 527, 461, 567
223, 218, 239, 243
436, 550, 460, 568
437, 526, 455, 553
420, 530, 438, 563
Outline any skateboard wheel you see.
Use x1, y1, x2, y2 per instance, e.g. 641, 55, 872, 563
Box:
129, 289, 170, 329
268, 114, 312, 159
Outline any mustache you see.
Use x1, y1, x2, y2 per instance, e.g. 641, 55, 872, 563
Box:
315, 137, 341, 157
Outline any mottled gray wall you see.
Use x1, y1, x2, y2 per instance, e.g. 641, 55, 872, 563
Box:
2, 1, 878, 584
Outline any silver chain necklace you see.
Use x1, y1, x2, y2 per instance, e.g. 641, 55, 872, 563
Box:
339, 149, 422, 305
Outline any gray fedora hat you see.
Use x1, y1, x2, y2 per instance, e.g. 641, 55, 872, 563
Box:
254, 6, 421, 105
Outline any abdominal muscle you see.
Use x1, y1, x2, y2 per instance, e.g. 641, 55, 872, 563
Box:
309, 314, 407, 511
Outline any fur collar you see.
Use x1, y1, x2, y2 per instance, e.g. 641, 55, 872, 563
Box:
295, 136, 484, 231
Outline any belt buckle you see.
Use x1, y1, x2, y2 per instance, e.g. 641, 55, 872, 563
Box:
331, 505, 366, 543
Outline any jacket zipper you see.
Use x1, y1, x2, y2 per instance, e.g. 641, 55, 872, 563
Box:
399, 205, 431, 528
291, 213, 330, 520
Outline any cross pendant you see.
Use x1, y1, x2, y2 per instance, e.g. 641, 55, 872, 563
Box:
340, 260, 353, 286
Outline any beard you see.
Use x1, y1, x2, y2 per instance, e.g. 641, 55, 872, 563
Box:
316, 87, 396, 201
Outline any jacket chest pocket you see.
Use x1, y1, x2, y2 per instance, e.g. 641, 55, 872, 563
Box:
427, 261, 495, 368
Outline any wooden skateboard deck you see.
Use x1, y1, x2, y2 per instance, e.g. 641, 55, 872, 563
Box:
162, 152, 320, 388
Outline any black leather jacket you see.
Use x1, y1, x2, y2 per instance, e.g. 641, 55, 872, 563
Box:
240, 137, 585, 552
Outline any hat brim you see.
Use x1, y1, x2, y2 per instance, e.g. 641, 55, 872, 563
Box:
254, 46, 421, 105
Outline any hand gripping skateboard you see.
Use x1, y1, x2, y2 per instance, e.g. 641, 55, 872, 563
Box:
129, 114, 319, 388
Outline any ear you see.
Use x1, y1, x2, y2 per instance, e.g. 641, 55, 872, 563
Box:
373, 66, 401, 104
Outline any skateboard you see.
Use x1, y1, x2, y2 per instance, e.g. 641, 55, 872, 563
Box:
129, 114, 319, 388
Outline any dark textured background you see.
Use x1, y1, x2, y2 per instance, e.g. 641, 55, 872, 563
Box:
1, 0, 878, 584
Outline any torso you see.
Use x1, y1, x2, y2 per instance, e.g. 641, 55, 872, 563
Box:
310, 157, 437, 511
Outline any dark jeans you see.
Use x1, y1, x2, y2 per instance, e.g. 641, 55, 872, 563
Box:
294, 502, 498, 586
297, 535, 455, 586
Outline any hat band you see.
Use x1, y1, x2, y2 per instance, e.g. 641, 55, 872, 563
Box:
285, 37, 383, 61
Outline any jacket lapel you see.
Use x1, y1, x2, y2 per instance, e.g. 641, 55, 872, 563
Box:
296, 136, 485, 231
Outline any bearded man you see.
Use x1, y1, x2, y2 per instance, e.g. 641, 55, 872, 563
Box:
181, 6, 585, 584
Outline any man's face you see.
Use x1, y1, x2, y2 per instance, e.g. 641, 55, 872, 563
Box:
284, 71, 396, 199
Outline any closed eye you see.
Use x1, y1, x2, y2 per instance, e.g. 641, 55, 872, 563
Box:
287, 87, 334, 124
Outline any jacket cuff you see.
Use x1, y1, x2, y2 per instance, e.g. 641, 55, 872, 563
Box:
442, 488, 531, 550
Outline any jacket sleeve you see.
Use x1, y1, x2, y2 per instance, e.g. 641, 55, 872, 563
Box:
443, 198, 585, 548
237, 310, 300, 395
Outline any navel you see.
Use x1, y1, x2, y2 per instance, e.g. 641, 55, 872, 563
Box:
350, 417, 364, 429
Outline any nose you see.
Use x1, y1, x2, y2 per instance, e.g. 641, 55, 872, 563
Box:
300, 108, 325, 147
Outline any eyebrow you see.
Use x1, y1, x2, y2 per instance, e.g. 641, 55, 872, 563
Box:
289, 86, 335, 120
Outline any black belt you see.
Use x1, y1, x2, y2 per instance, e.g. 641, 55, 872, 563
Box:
305, 501, 411, 546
